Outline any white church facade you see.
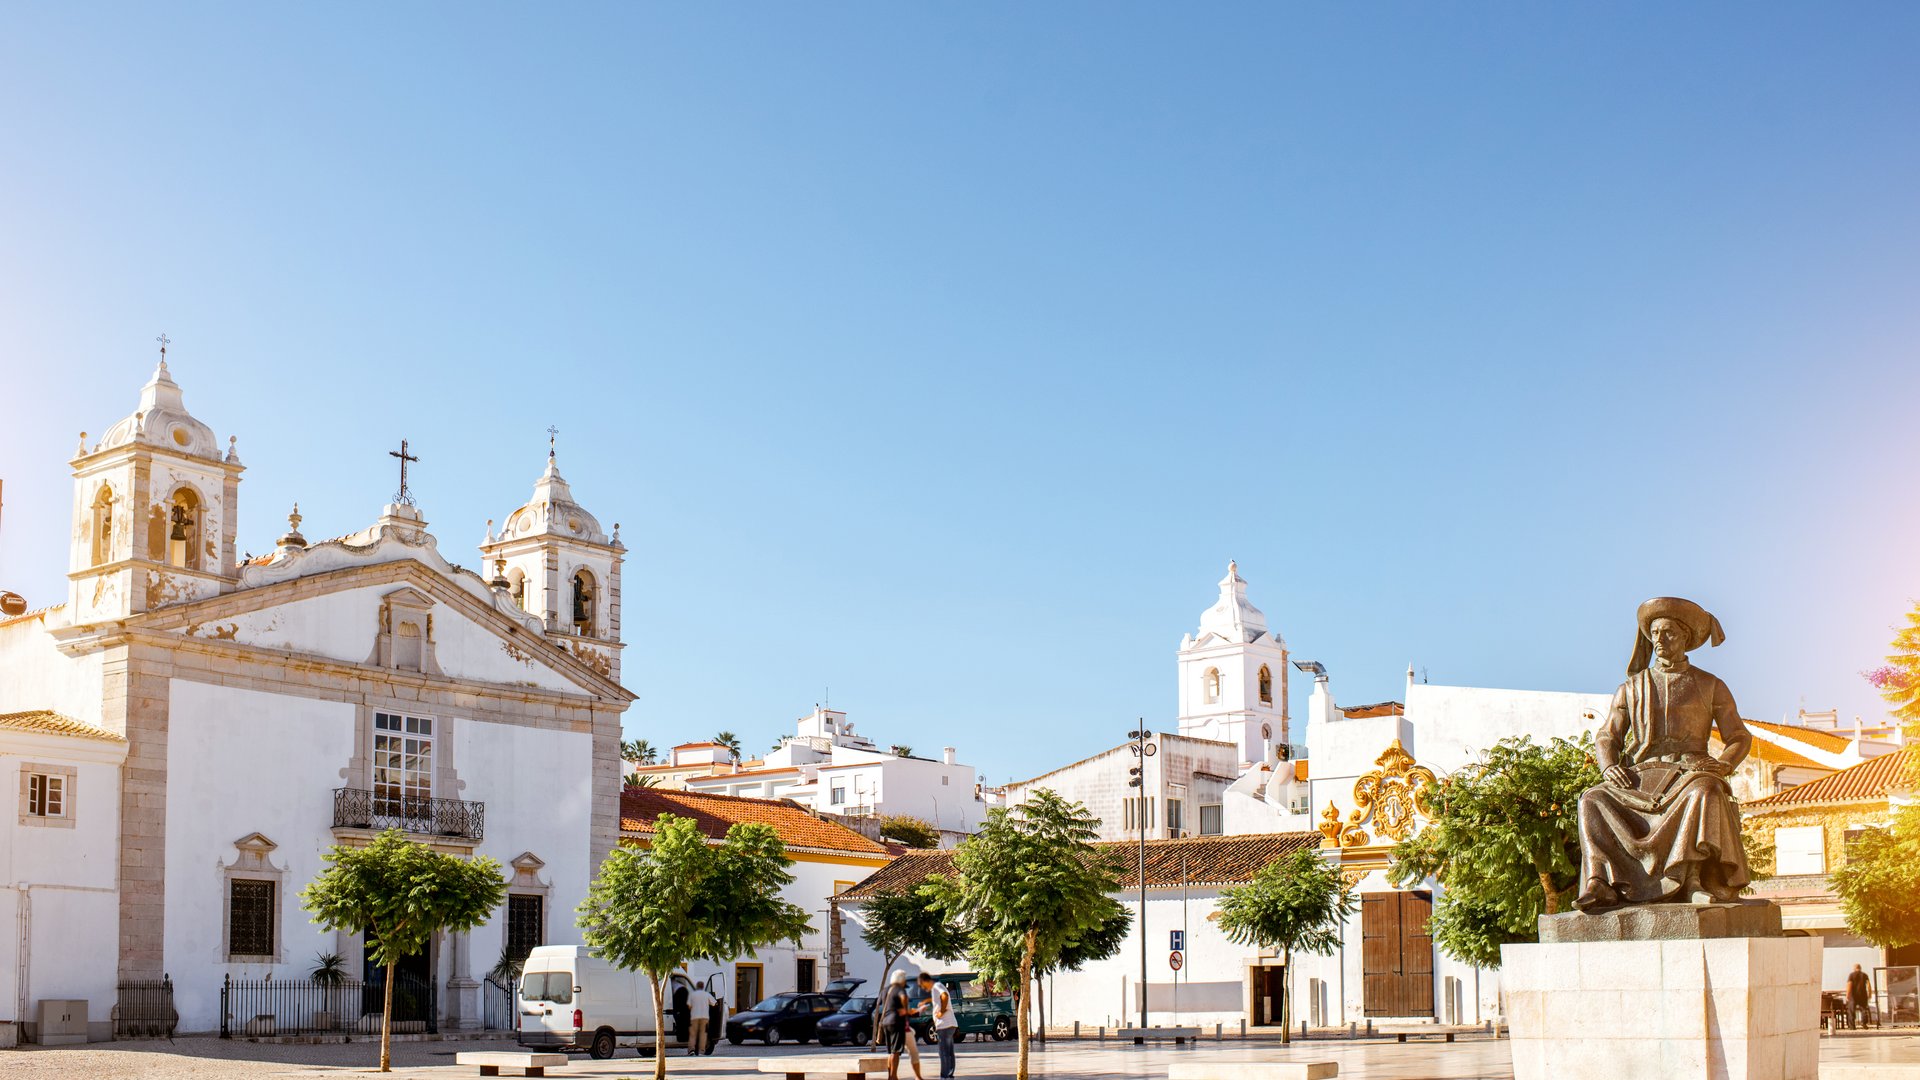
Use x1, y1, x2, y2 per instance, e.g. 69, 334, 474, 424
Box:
0, 356, 630, 1039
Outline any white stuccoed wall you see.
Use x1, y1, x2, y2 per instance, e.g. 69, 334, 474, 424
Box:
1, 733, 125, 1041
0, 619, 105, 725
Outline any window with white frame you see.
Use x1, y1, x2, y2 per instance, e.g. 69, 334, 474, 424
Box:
830, 783, 847, 805
1167, 798, 1184, 835
20, 764, 75, 829
373, 712, 433, 818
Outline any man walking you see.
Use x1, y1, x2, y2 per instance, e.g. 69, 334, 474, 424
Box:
883, 970, 924, 1080
687, 980, 713, 1055
918, 972, 958, 1078
1848, 964, 1873, 1029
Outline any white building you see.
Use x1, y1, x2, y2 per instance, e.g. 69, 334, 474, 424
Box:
675, 708, 986, 839
0, 356, 631, 1038
616, 787, 892, 1005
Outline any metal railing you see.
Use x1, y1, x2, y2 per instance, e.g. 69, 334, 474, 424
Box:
115, 976, 176, 1039
332, 787, 485, 841
220, 971, 438, 1038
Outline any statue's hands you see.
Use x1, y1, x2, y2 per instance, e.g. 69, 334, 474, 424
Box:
1697, 757, 1735, 778
1604, 764, 1634, 789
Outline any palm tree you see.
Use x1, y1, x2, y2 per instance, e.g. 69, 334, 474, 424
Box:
621, 738, 658, 765
714, 731, 743, 764
890, 745, 914, 758
623, 773, 660, 789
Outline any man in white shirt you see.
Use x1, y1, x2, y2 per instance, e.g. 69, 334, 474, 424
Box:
687, 981, 713, 1056
917, 972, 959, 1078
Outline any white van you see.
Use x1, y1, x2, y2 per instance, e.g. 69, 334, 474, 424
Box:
516, 945, 724, 1059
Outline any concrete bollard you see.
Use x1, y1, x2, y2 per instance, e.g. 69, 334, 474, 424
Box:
1300, 1020, 1308, 1039
1365, 1019, 1373, 1037
1238, 1019, 1246, 1039
1073, 1021, 1080, 1039
1098, 1026, 1104, 1042
1214, 1023, 1222, 1041
1348, 1021, 1357, 1039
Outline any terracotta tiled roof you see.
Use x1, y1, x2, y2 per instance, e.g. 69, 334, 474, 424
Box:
0, 603, 64, 628
619, 788, 889, 856
0, 710, 124, 742
1745, 719, 1853, 754
1747, 747, 1918, 811
837, 831, 1324, 900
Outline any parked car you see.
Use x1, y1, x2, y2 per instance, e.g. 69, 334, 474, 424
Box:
814, 994, 879, 1046
908, 973, 1015, 1043
822, 977, 868, 1002
724, 992, 838, 1046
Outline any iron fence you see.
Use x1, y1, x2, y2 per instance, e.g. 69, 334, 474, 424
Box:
483, 975, 518, 1031
332, 787, 484, 841
220, 971, 438, 1038
115, 976, 176, 1039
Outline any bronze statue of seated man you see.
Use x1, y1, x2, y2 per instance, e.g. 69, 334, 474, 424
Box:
1574, 597, 1753, 910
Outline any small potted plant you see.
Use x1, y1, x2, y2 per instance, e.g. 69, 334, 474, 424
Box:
311, 952, 349, 1032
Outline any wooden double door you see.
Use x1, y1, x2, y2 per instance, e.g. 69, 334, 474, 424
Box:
1361, 891, 1434, 1018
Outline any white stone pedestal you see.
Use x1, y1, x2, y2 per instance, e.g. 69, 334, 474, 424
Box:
1501, 936, 1822, 1080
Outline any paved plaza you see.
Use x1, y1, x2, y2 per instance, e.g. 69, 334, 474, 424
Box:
11, 1034, 1920, 1080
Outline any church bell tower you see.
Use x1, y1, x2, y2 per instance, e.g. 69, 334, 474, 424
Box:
1176, 561, 1289, 764
68, 346, 242, 623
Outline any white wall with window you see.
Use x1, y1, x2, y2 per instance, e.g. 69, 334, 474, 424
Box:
0, 717, 127, 1043
1774, 825, 1827, 875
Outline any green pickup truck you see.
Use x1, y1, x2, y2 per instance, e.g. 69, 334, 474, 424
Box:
909, 973, 1015, 1043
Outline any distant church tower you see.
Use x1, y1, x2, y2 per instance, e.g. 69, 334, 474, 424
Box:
480, 443, 625, 681
1176, 561, 1288, 764
68, 352, 243, 623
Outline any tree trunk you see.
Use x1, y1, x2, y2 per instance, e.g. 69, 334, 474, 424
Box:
379, 956, 396, 1072
1278, 948, 1291, 1045
1539, 871, 1561, 916
1016, 928, 1036, 1080
650, 973, 667, 1080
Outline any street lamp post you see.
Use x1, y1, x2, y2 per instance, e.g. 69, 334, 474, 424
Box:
1127, 722, 1156, 1032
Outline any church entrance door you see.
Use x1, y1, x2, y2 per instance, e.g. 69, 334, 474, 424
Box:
363, 935, 437, 1031
1361, 891, 1434, 1018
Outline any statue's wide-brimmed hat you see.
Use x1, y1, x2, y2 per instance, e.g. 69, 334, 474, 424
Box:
1629, 596, 1726, 674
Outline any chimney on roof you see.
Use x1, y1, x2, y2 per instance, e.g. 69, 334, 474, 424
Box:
942, 747, 956, 765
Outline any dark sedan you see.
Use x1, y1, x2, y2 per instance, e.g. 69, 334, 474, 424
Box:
814, 995, 878, 1046
724, 992, 837, 1046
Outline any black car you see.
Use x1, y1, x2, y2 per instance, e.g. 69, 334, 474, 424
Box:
814, 995, 878, 1046
725, 992, 837, 1046
822, 977, 868, 1002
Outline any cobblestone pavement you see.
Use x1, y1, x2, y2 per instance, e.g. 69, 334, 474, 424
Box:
9, 1032, 1920, 1079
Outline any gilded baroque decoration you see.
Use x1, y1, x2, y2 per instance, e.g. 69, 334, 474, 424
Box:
1321, 739, 1438, 849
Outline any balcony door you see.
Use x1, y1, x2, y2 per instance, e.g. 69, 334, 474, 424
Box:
373, 712, 434, 831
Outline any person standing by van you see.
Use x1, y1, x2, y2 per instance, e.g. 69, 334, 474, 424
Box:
918, 972, 958, 1078
705, 976, 726, 1054
686, 981, 713, 1056
883, 971, 924, 1080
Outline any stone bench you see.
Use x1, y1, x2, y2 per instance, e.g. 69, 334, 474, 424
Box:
1378, 1024, 1482, 1043
757, 1054, 890, 1079
1169, 1063, 1338, 1079
1118, 1026, 1202, 1045
455, 1052, 569, 1078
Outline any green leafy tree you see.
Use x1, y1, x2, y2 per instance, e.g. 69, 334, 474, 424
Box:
1216, 847, 1355, 1044
1834, 806, 1920, 949
890, 744, 914, 758
622, 738, 659, 765
578, 814, 810, 1079
1865, 606, 1920, 730
930, 790, 1126, 1080
301, 830, 506, 1072
713, 731, 743, 763
624, 772, 661, 789
1388, 734, 1599, 968
878, 815, 940, 849
855, 875, 966, 1044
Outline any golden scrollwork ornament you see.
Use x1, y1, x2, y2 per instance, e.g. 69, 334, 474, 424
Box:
1347, 739, 1438, 844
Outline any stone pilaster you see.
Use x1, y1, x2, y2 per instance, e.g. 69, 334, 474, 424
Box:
117, 641, 171, 982
589, 706, 622, 877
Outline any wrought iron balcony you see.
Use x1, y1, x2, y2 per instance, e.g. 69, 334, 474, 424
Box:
332, 787, 484, 842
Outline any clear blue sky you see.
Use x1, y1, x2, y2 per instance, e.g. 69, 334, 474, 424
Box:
4, 4, 1918, 783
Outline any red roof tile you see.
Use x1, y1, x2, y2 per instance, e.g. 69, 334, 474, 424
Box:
837, 831, 1323, 899
0, 709, 124, 742
619, 788, 889, 856
1746, 747, 1917, 810
1745, 719, 1853, 754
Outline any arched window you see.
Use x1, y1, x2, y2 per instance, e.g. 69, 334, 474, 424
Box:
1203, 667, 1221, 705
507, 568, 527, 612
164, 487, 202, 570
92, 485, 116, 566
570, 569, 595, 635
1258, 665, 1273, 705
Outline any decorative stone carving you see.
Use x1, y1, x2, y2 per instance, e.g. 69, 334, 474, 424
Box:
1319, 738, 1436, 848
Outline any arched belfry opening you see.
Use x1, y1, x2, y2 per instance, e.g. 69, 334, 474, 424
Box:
570, 568, 595, 636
